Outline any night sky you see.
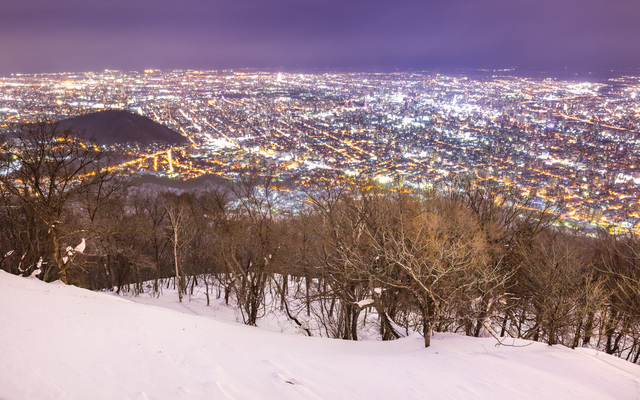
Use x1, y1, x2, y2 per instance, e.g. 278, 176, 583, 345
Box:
2, 0, 639, 74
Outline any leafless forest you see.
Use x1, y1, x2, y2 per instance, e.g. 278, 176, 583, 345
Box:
2, 123, 640, 364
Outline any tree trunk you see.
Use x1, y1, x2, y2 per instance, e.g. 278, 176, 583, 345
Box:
204, 275, 210, 306
173, 227, 182, 303
280, 274, 288, 310
572, 317, 583, 349
369, 282, 402, 340
582, 312, 595, 346
422, 300, 434, 348
500, 313, 508, 337
423, 317, 432, 348
548, 322, 556, 346
51, 228, 68, 284
305, 275, 311, 316
351, 307, 359, 341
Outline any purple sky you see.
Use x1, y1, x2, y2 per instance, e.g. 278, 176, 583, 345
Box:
1, 0, 639, 74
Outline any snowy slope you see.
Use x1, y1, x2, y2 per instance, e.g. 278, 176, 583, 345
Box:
1, 271, 639, 400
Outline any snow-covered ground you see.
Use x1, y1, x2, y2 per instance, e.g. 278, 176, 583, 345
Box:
1, 271, 639, 400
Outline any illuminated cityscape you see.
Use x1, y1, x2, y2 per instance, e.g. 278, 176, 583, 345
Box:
1, 68, 640, 233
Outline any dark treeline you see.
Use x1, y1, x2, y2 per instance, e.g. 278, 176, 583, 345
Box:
1, 123, 640, 363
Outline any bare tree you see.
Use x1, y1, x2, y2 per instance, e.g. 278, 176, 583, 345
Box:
163, 193, 196, 303
131, 189, 171, 294
370, 196, 491, 347
0, 121, 117, 283
597, 232, 640, 358
218, 168, 282, 326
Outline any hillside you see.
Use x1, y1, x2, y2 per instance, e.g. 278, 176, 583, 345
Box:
0, 271, 638, 400
57, 109, 187, 145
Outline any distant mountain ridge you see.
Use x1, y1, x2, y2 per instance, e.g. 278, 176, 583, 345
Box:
57, 110, 187, 145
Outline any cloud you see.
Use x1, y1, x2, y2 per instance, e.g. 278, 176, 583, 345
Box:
0, 0, 639, 73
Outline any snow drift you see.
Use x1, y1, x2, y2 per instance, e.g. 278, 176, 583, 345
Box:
0, 270, 638, 400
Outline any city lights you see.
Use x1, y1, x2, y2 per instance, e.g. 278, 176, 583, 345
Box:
1, 69, 639, 233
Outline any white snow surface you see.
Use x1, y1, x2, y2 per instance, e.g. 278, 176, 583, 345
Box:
356, 298, 375, 308
1, 271, 639, 400
74, 238, 86, 254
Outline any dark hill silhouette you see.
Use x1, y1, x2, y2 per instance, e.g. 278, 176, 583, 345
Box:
57, 110, 187, 145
